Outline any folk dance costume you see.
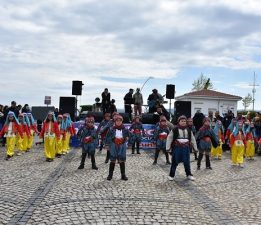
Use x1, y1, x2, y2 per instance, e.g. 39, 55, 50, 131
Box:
0, 112, 23, 160
56, 115, 64, 158
187, 117, 198, 160
129, 116, 145, 154
196, 117, 219, 170
166, 115, 197, 181
97, 113, 111, 152
153, 116, 170, 165
244, 122, 256, 160
17, 113, 31, 153
39, 112, 60, 162
61, 114, 75, 154
77, 117, 98, 170
26, 113, 38, 150
211, 120, 224, 160
230, 121, 245, 167
106, 115, 129, 181
101, 112, 119, 163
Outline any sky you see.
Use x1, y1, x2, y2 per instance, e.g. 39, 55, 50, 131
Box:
0, 0, 261, 111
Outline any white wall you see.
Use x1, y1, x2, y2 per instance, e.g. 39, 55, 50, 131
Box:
176, 97, 238, 117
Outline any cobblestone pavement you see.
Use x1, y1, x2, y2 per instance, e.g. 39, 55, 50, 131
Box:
0, 144, 261, 225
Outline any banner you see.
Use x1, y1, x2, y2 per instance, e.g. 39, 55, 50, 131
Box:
72, 121, 156, 150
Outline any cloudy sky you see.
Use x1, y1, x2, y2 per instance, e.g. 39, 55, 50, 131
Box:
1, 0, 261, 111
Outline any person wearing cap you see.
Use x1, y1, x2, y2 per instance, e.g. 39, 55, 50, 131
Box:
129, 116, 145, 154
187, 118, 198, 160
77, 116, 98, 170
0, 111, 23, 160
211, 120, 224, 160
17, 113, 31, 153
152, 116, 171, 165
106, 114, 130, 181
229, 121, 246, 167
39, 112, 60, 162
133, 88, 143, 116
166, 115, 198, 181
147, 89, 164, 113
244, 121, 256, 160
26, 113, 39, 150
196, 117, 219, 170
97, 113, 111, 152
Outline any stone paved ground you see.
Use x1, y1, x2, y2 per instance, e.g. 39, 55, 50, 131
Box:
0, 143, 261, 225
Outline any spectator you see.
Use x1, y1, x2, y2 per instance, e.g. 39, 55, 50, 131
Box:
0, 104, 4, 134
223, 110, 234, 135
124, 89, 134, 120
4, 101, 19, 118
109, 99, 117, 115
101, 88, 111, 114
214, 111, 223, 124
54, 108, 59, 118
208, 111, 215, 128
22, 104, 30, 113
133, 88, 143, 116
193, 110, 205, 132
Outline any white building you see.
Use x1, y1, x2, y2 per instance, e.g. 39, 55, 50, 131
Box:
175, 89, 242, 116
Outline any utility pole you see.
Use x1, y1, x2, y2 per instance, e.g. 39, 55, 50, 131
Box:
249, 72, 259, 111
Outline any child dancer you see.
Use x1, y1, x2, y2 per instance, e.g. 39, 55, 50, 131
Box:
230, 121, 245, 167
211, 120, 224, 160
129, 116, 145, 154
153, 116, 170, 165
196, 117, 219, 170
26, 113, 38, 150
187, 117, 198, 160
166, 115, 197, 181
101, 112, 119, 163
106, 115, 129, 181
0, 112, 23, 160
39, 112, 60, 162
62, 114, 75, 154
244, 121, 256, 160
17, 113, 30, 153
97, 113, 111, 152
77, 116, 98, 170
56, 115, 64, 158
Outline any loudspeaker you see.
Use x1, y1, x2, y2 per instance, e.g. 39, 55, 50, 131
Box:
174, 101, 191, 122
166, 84, 175, 99
72, 81, 83, 95
86, 112, 104, 123
141, 113, 155, 124
59, 97, 76, 121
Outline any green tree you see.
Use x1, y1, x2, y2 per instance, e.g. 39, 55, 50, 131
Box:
242, 93, 253, 111
192, 73, 214, 91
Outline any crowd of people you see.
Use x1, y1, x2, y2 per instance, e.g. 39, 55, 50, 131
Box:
1, 98, 261, 182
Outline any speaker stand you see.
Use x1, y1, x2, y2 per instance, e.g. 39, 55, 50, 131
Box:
169, 99, 172, 115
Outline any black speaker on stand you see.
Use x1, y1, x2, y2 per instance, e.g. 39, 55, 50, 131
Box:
174, 101, 191, 124
59, 97, 76, 121
72, 81, 83, 95
166, 84, 175, 116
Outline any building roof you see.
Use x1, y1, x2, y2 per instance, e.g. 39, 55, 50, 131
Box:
176, 89, 242, 101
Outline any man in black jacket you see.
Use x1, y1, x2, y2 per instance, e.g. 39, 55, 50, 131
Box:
193, 110, 205, 132
124, 89, 134, 120
101, 88, 111, 114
